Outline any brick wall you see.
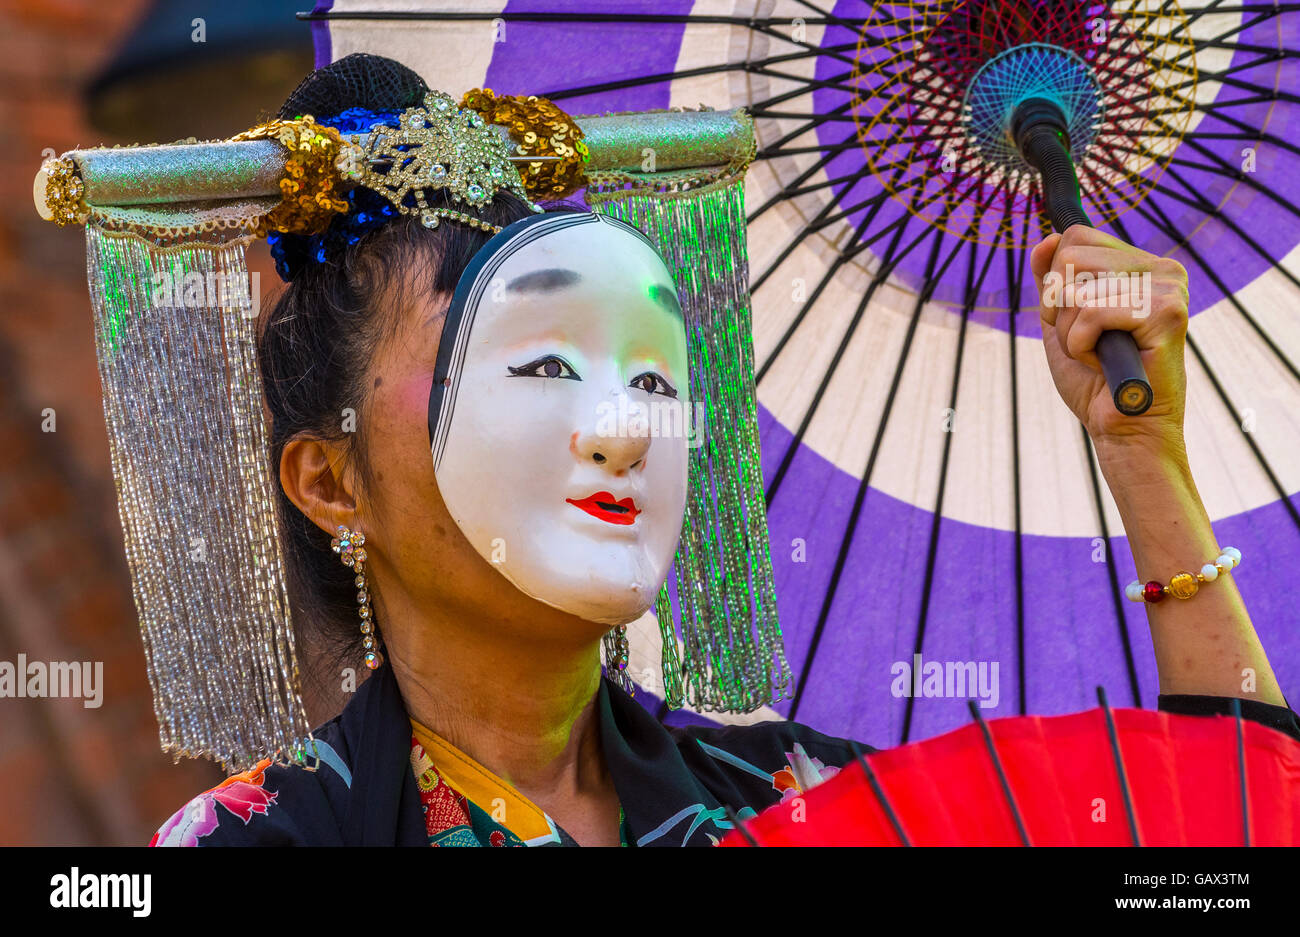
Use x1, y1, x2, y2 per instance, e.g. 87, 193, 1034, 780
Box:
0, 0, 268, 844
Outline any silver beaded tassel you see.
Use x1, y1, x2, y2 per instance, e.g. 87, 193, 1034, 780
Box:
591, 177, 793, 714
602, 624, 632, 694
85, 223, 312, 772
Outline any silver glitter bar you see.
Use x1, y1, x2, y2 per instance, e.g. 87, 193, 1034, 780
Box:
35, 109, 753, 217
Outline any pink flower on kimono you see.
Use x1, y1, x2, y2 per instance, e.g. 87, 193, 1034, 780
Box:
771, 744, 840, 802
150, 759, 279, 846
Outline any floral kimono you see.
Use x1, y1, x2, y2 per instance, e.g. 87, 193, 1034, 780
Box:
151, 661, 1300, 847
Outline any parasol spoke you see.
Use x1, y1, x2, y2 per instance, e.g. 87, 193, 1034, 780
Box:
546, 40, 877, 105
785, 0, 889, 39
1008, 210, 1033, 717
759, 207, 916, 485
750, 168, 874, 207
749, 156, 935, 298
722, 804, 761, 847
748, 23, 864, 73
849, 740, 912, 846
1146, 93, 1300, 120
779, 219, 919, 719
1231, 697, 1252, 847
1184, 61, 1300, 104
1097, 686, 1144, 846
298, 10, 875, 28
1180, 2, 1300, 9
1164, 147, 1300, 226
748, 138, 865, 222
748, 110, 860, 122
1156, 161, 1300, 329
1108, 113, 1300, 160
786, 210, 969, 731
903, 185, 1019, 744
755, 152, 993, 400
1164, 0, 1291, 63
968, 700, 1033, 846
765, 124, 969, 159
747, 57, 913, 112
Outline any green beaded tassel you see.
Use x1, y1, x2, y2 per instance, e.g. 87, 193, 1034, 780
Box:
590, 175, 792, 714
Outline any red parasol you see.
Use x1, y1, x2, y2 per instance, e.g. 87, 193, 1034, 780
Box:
719, 694, 1300, 846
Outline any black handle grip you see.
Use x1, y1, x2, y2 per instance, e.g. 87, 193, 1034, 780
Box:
1015, 105, 1153, 417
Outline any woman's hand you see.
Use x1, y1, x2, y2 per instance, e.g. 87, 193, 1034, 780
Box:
1030, 224, 1191, 466
1032, 225, 1285, 705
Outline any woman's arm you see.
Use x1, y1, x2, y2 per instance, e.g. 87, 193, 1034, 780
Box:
1095, 441, 1284, 704
1031, 225, 1285, 707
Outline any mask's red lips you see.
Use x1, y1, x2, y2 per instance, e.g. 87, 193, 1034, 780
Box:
567, 491, 640, 526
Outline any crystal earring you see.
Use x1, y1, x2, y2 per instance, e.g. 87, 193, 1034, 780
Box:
331, 524, 384, 670
603, 624, 632, 694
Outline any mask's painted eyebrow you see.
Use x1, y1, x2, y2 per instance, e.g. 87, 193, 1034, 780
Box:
505, 268, 583, 293
646, 282, 683, 320
505, 267, 683, 320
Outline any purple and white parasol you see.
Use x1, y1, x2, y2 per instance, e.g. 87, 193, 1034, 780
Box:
307, 0, 1300, 746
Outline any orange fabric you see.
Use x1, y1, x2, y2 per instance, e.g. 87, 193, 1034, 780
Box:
408, 717, 556, 842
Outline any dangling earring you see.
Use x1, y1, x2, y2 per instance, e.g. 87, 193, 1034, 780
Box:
603, 624, 632, 694
331, 524, 384, 670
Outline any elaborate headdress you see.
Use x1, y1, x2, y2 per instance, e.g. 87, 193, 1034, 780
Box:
37, 54, 790, 771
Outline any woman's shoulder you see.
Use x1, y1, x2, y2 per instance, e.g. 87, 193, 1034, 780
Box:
662, 713, 875, 800
670, 713, 875, 759
149, 718, 355, 847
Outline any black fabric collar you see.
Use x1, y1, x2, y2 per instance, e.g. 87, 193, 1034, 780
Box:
596, 676, 728, 847
338, 661, 427, 846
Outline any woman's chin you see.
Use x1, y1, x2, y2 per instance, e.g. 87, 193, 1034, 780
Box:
552, 585, 656, 627
502, 565, 660, 628
491, 538, 671, 627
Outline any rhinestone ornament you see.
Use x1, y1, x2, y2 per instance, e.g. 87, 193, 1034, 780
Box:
356, 90, 542, 233
332, 524, 384, 669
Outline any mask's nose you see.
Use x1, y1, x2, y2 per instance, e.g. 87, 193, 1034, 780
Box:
572, 394, 653, 474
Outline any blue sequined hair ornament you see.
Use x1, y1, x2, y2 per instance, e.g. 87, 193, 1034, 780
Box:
267, 96, 544, 282
267, 107, 404, 282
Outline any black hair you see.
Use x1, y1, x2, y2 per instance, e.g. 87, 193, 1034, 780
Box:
257, 54, 586, 692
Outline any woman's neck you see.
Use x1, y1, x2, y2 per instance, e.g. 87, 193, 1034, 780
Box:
383, 604, 611, 804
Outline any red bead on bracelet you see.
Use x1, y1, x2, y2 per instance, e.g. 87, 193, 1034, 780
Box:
1125, 547, 1241, 603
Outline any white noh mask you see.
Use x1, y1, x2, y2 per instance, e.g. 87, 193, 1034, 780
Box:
428, 212, 689, 625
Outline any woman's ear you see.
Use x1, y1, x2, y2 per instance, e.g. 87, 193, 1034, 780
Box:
280, 434, 360, 538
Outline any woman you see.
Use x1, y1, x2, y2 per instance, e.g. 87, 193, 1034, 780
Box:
152, 56, 1298, 847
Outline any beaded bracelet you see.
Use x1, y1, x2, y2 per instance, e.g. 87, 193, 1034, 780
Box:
1125, 547, 1241, 603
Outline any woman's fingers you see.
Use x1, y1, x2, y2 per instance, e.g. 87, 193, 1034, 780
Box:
1034, 226, 1165, 326
1033, 224, 1189, 370
1030, 232, 1062, 302
1030, 225, 1191, 440
1057, 279, 1189, 371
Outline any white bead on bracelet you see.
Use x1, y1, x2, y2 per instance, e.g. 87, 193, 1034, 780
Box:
1124, 546, 1241, 603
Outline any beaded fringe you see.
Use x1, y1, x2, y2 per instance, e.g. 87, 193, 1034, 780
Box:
590, 177, 793, 713
85, 224, 312, 772
81, 172, 792, 772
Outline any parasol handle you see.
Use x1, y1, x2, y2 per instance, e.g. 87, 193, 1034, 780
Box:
1013, 98, 1154, 417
